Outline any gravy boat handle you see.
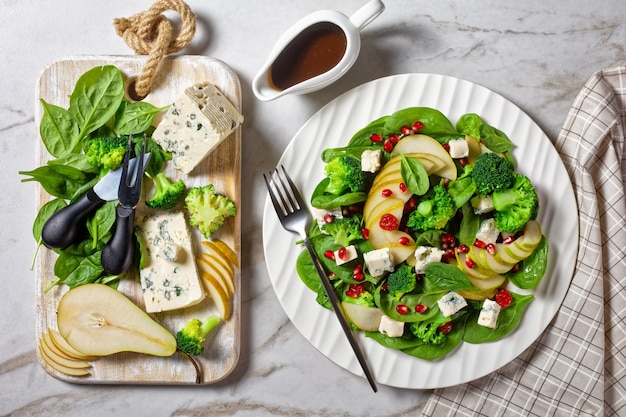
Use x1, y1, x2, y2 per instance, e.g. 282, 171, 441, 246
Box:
350, 0, 385, 31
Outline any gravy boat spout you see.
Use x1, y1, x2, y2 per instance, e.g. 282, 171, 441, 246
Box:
252, 0, 385, 101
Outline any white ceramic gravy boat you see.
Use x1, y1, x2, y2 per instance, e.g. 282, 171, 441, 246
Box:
252, 0, 385, 101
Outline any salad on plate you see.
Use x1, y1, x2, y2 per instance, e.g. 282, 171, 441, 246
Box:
295, 106, 549, 361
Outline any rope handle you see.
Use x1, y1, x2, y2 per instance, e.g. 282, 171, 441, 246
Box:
114, 0, 196, 99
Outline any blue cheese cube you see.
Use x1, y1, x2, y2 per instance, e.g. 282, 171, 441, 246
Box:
361, 149, 382, 173
363, 248, 395, 278
448, 139, 469, 158
153, 82, 243, 174
437, 292, 468, 317
478, 299, 501, 328
471, 195, 495, 215
378, 315, 404, 337
334, 245, 358, 266
414, 246, 446, 274
476, 218, 500, 244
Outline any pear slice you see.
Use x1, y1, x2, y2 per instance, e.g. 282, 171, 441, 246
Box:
57, 284, 177, 357
200, 271, 232, 320
199, 253, 235, 294
38, 342, 91, 377
47, 329, 98, 361
209, 239, 239, 269
39, 333, 92, 369
201, 240, 236, 274
342, 302, 383, 331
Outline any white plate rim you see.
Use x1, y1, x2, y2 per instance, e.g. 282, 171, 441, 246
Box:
262, 73, 579, 389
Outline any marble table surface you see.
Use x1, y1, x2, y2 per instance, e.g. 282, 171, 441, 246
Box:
2, 1, 625, 415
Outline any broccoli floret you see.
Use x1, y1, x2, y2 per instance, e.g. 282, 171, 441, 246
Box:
176, 315, 221, 356
84, 136, 128, 174
324, 156, 366, 195
471, 152, 515, 195
342, 288, 376, 308
321, 214, 364, 247
145, 172, 186, 210
409, 318, 450, 345
492, 174, 539, 233
386, 264, 417, 298
406, 185, 456, 233
184, 184, 237, 238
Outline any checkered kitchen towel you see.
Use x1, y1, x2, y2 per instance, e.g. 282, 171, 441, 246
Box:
421, 67, 626, 417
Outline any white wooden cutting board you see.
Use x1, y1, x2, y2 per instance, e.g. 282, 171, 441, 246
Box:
34, 55, 242, 384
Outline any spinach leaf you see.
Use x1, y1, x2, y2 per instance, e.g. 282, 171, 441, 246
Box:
19, 165, 94, 199
114, 100, 168, 135
321, 145, 382, 163
400, 313, 467, 360
310, 177, 368, 209
458, 201, 480, 246
384, 107, 459, 139
456, 113, 514, 153
415, 230, 445, 247
507, 236, 548, 289
424, 262, 476, 292
400, 154, 429, 196
463, 292, 534, 344
33, 198, 67, 243
447, 174, 477, 209
69, 65, 125, 142
48, 152, 96, 173
62, 251, 105, 288
365, 330, 423, 350
39, 99, 80, 157
374, 284, 443, 322
86, 201, 116, 249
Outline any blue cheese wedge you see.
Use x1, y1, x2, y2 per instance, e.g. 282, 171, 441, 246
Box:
378, 315, 404, 337
363, 248, 395, 278
136, 211, 205, 313
153, 82, 244, 174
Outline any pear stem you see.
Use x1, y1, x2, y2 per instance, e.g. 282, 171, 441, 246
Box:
177, 349, 202, 383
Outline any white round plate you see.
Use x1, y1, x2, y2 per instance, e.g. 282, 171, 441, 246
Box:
262, 73, 578, 389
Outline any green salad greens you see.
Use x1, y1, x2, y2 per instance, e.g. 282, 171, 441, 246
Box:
296, 107, 549, 360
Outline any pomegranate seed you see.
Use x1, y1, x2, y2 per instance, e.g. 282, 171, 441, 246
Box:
415, 304, 428, 313
457, 244, 469, 254
503, 235, 515, 244
329, 272, 336, 278
381, 282, 388, 292
323, 214, 335, 224
353, 264, 363, 273
474, 239, 487, 248
353, 272, 365, 281
349, 283, 365, 295
389, 134, 400, 144
379, 213, 399, 231
346, 290, 358, 298
400, 126, 412, 136
381, 188, 393, 197
412, 121, 424, 131
396, 304, 410, 315
383, 139, 393, 153
399, 182, 408, 193
459, 158, 469, 167
495, 288, 513, 308
510, 263, 521, 273
443, 143, 451, 152
441, 233, 456, 249
465, 257, 476, 268
398, 236, 410, 245
324, 250, 335, 260
404, 195, 418, 214
338, 247, 348, 260
361, 228, 370, 239
486, 243, 496, 255
438, 321, 453, 334
442, 248, 456, 263
370, 133, 383, 143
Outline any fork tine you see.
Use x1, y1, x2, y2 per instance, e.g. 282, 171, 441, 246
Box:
263, 170, 286, 218
278, 165, 304, 211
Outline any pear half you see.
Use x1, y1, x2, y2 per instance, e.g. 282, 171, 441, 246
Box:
57, 284, 177, 357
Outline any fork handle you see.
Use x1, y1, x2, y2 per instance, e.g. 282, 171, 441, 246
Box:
41, 189, 105, 249
101, 205, 135, 275
301, 236, 378, 392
